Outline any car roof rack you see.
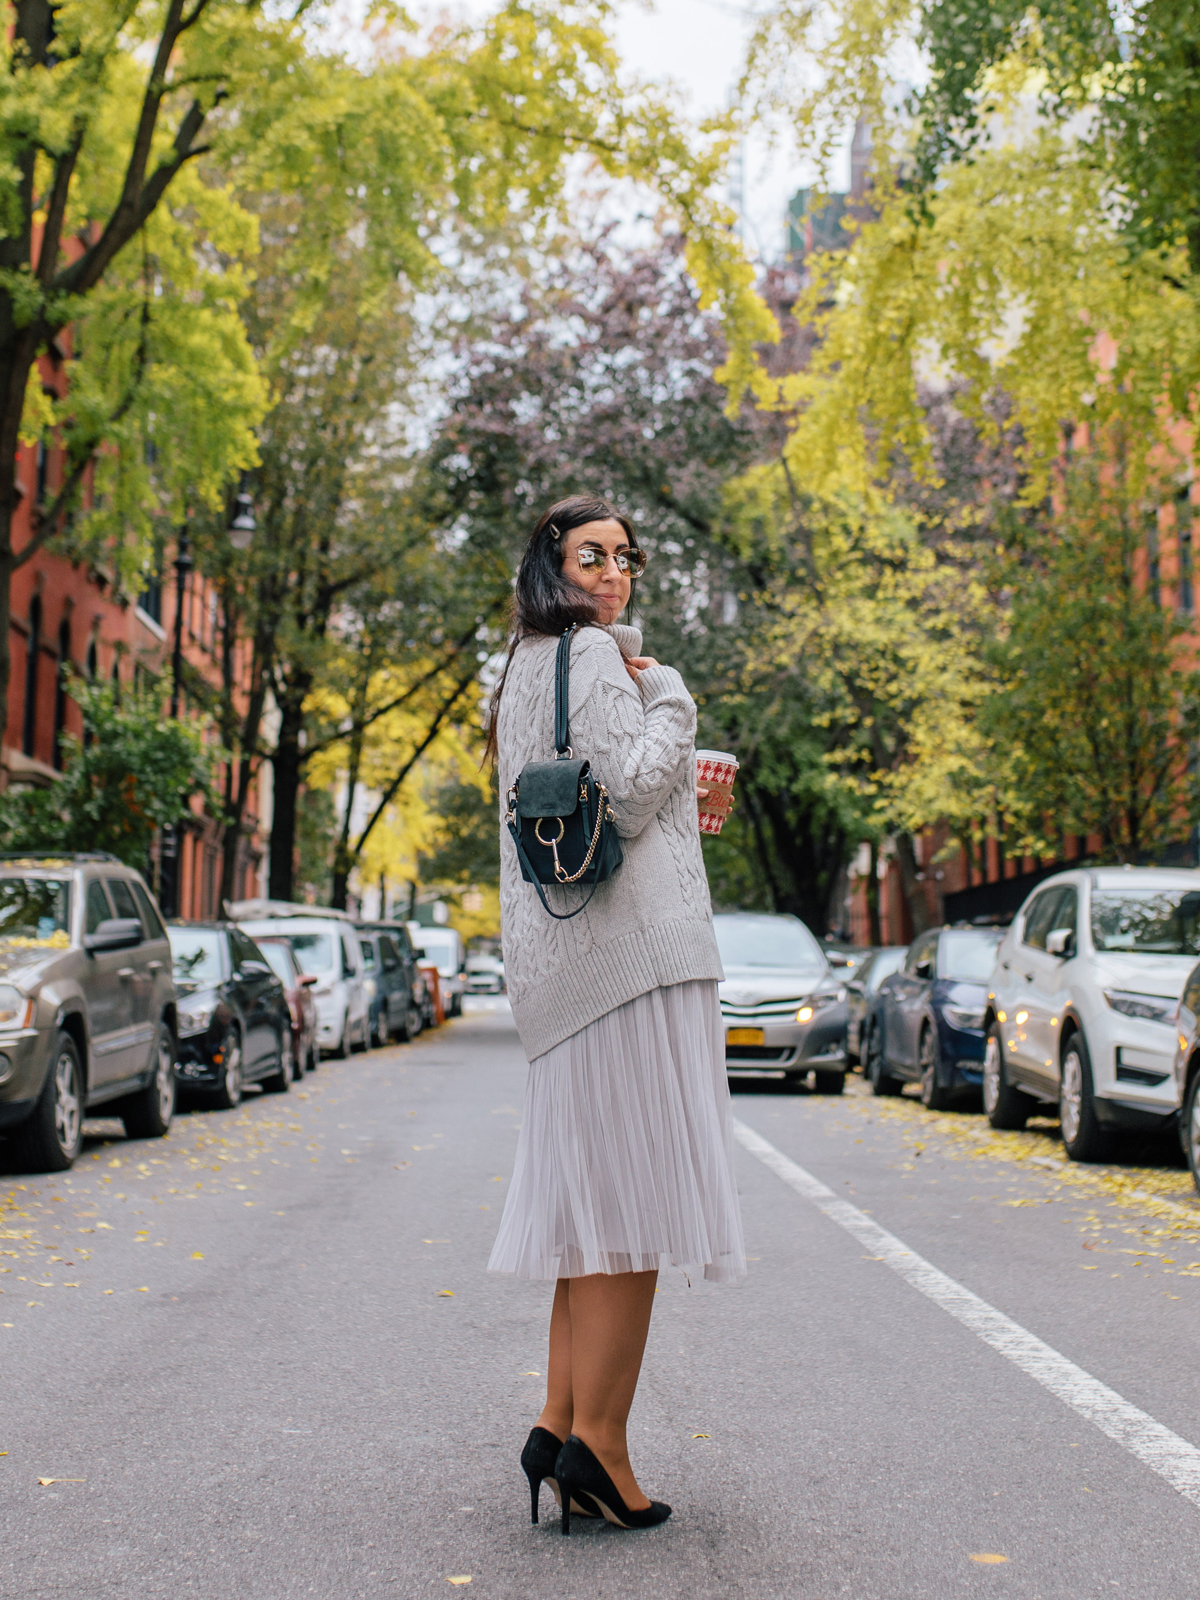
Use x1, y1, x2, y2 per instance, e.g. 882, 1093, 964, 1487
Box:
0, 851, 120, 863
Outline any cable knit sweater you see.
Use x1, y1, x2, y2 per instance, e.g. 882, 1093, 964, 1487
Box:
497, 622, 724, 1060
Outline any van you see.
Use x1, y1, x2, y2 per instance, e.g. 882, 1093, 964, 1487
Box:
235, 913, 368, 1058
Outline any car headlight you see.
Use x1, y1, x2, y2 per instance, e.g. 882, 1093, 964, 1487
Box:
178, 999, 218, 1037
1103, 989, 1177, 1024
796, 992, 843, 1024
943, 1005, 986, 1031
0, 984, 33, 1029
363, 978, 377, 999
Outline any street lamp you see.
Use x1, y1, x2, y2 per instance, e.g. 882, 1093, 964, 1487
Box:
228, 475, 256, 551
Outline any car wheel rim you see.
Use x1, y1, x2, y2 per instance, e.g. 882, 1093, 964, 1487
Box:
983, 1036, 1001, 1115
155, 1041, 174, 1123
920, 1035, 936, 1100
226, 1043, 242, 1103
1061, 1050, 1082, 1144
54, 1053, 81, 1153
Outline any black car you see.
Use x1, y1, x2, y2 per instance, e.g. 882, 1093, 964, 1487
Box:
358, 928, 423, 1046
167, 923, 293, 1107
870, 926, 1004, 1108
845, 945, 908, 1066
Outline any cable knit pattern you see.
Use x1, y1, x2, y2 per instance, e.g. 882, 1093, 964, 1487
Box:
497, 623, 724, 1061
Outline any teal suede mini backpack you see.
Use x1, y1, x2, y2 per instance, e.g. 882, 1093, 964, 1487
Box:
504, 625, 623, 920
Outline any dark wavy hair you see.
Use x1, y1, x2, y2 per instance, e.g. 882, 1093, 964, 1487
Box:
484, 494, 640, 767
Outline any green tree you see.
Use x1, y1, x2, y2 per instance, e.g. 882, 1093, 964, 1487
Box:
0, 679, 215, 870
983, 461, 1200, 862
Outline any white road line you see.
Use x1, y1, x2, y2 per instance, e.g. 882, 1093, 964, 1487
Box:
732, 1117, 1200, 1509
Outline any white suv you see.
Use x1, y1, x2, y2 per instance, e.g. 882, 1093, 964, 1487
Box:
982, 866, 1200, 1160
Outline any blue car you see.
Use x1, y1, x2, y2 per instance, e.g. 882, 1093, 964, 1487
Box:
869, 926, 1004, 1108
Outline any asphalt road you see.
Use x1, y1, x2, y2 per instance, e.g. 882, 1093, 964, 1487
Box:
4, 1001, 1200, 1599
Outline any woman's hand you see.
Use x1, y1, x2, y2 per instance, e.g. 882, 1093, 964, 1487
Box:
628, 655, 660, 672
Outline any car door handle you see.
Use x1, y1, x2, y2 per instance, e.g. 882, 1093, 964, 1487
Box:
117, 967, 134, 980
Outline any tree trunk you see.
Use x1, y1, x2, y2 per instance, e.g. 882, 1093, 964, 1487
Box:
893, 832, 931, 939
269, 684, 308, 901
866, 838, 882, 946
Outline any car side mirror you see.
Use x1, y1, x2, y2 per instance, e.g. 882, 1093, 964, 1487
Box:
915, 960, 933, 980
298, 973, 318, 987
415, 948, 426, 960
83, 917, 143, 954
1046, 928, 1075, 957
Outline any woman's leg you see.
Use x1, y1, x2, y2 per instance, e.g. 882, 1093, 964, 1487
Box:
566, 1269, 659, 1508
535, 1278, 574, 1441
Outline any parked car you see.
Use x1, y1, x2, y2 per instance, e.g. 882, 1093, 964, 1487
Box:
357, 928, 423, 1045
871, 926, 1003, 1107
984, 866, 1200, 1160
236, 914, 368, 1057
715, 912, 848, 1093
0, 853, 177, 1171
844, 945, 908, 1065
255, 937, 319, 1076
465, 954, 506, 994
169, 924, 293, 1106
408, 924, 465, 1017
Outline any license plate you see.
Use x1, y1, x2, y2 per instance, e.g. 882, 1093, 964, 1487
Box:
726, 1027, 765, 1046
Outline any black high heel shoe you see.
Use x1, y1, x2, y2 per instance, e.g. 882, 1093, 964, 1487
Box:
554, 1435, 672, 1535
519, 1427, 599, 1524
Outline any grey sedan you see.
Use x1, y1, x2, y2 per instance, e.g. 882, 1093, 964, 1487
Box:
716, 913, 849, 1094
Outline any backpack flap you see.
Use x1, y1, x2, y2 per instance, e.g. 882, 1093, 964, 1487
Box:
513, 758, 589, 820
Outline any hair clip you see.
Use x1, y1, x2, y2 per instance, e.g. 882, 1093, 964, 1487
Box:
547, 523, 562, 541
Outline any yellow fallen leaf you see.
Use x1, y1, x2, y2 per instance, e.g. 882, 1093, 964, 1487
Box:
103, 1289, 113, 1295
437, 1289, 455, 1297
521, 1371, 541, 1377
446, 1579, 472, 1587
137, 1287, 148, 1293
692, 1433, 711, 1440
96, 1223, 112, 1231
38, 1478, 84, 1486
970, 1554, 1007, 1564
192, 1253, 204, 1260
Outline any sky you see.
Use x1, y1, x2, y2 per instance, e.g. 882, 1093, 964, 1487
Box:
610, 0, 808, 262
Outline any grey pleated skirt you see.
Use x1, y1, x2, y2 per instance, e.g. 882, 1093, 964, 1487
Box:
487, 978, 746, 1284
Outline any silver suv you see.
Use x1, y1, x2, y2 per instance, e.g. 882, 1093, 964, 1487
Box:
983, 866, 1200, 1160
0, 853, 177, 1171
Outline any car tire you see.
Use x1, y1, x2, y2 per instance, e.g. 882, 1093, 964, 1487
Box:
813, 1070, 846, 1095
291, 1035, 304, 1082
983, 1025, 1034, 1130
306, 1042, 318, 1072
13, 1031, 84, 1172
1060, 1031, 1110, 1163
1182, 1069, 1200, 1196
264, 1032, 292, 1093
329, 1012, 350, 1060
211, 1033, 243, 1110
395, 1002, 422, 1043
120, 1024, 177, 1140
918, 1026, 953, 1111
867, 1026, 902, 1097
371, 1008, 388, 1049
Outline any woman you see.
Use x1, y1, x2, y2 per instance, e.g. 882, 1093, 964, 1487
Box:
487, 493, 745, 1535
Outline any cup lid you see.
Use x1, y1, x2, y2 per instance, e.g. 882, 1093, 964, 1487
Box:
696, 749, 738, 764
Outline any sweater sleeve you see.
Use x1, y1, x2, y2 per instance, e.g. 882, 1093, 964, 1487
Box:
568, 643, 696, 839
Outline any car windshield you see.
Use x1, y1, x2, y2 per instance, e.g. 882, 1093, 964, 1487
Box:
258, 943, 295, 986
867, 948, 907, 990
713, 916, 825, 970
939, 931, 1003, 981
1091, 889, 1200, 954
0, 876, 70, 943
418, 934, 457, 976
168, 930, 223, 987
289, 933, 336, 975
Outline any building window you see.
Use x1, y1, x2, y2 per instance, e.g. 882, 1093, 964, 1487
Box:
22, 596, 40, 757
139, 540, 163, 624
1147, 517, 1161, 608
53, 618, 70, 770
86, 636, 97, 678
1179, 488, 1194, 614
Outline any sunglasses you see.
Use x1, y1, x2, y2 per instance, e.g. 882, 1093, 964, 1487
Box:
574, 544, 648, 577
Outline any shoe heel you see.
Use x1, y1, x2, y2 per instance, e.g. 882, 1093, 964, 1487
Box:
523, 1467, 541, 1525
560, 1480, 573, 1536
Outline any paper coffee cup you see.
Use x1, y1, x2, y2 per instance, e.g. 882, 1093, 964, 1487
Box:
696, 749, 738, 836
